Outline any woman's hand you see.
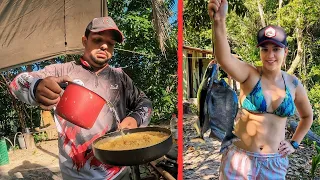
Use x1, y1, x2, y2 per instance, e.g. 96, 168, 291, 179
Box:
278, 140, 295, 157
208, 0, 228, 21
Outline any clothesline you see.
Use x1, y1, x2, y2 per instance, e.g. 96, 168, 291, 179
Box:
183, 57, 214, 59
114, 48, 156, 58
115, 48, 215, 59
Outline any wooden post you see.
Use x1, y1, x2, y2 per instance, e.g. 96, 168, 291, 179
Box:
41, 110, 55, 127
24, 133, 35, 149
102, 0, 108, 16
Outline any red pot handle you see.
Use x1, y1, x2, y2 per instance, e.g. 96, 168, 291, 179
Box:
59, 82, 68, 90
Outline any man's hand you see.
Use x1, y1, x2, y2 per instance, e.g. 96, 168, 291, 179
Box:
208, 0, 228, 21
278, 140, 295, 157
35, 75, 72, 110
119, 117, 138, 129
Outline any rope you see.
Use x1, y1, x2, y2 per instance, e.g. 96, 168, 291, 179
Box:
2, 137, 13, 148
183, 57, 214, 59
114, 48, 156, 58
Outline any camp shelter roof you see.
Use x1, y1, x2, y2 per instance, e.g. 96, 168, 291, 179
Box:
0, 0, 106, 71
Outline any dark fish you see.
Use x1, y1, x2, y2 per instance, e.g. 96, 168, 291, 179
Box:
195, 62, 239, 153
195, 61, 216, 139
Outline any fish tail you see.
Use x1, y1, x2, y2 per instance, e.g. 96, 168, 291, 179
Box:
193, 121, 202, 137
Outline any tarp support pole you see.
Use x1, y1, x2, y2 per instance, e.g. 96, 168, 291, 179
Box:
102, 0, 108, 16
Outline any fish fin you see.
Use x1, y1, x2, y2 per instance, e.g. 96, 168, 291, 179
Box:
201, 116, 210, 135
193, 122, 201, 136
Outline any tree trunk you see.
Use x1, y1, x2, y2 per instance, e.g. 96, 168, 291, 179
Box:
288, 120, 320, 146
257, 0, 266, 27
278, 0, 283, 25
287, 22, 303, 74
303, 48, 307, 88
102, 0, 108, 16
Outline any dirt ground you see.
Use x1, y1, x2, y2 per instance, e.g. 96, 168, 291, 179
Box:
0, 122, 173, 180
0, 140, 61, 180
0, 139, 170, 180
5, 113, 319, 179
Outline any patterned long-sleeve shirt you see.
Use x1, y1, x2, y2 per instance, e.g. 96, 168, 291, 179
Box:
9, 60, 153, 180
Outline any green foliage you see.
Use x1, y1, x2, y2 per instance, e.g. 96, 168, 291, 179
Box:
184, 0, 247, 32
0, 56, 71, 136
108, 0, 178, 124
308, 84, 320, 134
110, 49, 177, 124
12, 145, 20, 150
189, 104, 198, 115
303, 137, 314, 146
147, 76, 177, 124
33, 132, 48, 143
311, 141, 320, 178
183, 0, 248, 49
311, 155, 320, 178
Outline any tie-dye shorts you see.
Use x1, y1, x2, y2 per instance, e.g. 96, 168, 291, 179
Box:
219, 145, 289, 180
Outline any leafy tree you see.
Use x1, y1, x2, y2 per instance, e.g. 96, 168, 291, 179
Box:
108, 0, 178, 123
183, 0, 247, 49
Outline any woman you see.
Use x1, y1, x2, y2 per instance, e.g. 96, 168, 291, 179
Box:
208, 0, 313, 179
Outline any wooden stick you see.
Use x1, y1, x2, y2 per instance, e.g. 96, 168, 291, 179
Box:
149, 160, 176, 180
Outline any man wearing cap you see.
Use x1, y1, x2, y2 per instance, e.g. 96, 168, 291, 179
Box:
9, 17, 152, 179
208, 0, 313, 179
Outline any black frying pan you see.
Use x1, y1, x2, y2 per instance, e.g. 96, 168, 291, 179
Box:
92, 127, 173, 166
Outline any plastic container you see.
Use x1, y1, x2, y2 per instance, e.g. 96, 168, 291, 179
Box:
18, 134, 26, 149
0, 138, 9, 166
170, 114, 178, 140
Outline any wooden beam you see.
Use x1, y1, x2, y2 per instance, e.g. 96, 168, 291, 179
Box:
150, 159, 176, 180
102, 0, 108, 16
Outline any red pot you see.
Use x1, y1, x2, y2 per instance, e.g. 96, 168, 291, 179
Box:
55, 83, 106, 129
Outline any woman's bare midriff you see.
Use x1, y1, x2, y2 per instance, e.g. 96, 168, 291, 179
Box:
233, 109, 287, 153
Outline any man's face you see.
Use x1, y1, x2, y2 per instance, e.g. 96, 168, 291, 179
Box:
82, 31, 116, 68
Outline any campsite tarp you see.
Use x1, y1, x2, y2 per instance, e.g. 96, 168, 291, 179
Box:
0, 0, 106, 71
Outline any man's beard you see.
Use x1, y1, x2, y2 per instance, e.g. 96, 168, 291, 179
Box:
90, 54, 110, 66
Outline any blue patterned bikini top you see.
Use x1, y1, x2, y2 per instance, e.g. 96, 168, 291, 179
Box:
241, 73, 295, 117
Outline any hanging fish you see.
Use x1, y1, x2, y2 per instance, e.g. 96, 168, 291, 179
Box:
207, 77, 239, 153
194, 61, 239, 153
193, 60, 216, 140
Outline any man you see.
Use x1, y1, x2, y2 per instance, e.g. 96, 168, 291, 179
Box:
9, 16, 153, 180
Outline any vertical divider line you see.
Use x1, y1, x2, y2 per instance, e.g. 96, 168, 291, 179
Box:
177, 0, 184, 179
